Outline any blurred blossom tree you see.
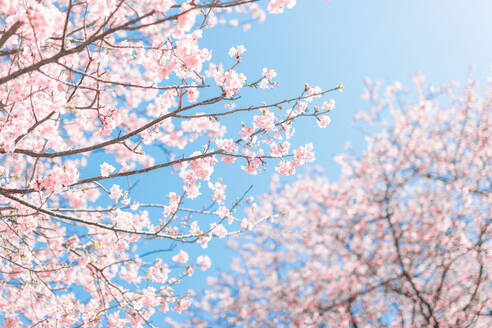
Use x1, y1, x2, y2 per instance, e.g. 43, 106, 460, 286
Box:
0, 0, 337, 326
186, 76, 492, 327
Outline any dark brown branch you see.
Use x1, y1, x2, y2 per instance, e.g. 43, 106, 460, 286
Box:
0, 21, 23, 49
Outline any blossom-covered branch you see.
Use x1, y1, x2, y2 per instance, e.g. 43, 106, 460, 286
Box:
0, 0, 335, 326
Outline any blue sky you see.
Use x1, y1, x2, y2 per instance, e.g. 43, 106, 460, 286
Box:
129, 0, 492, 324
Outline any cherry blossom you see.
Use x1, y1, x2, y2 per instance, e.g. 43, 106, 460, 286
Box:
253, 109, 276, 130
317, 115, 332, 128
109, 184, 123, 200
100, 162, 116, 177
262, 67, 277, 79
172, 250, 189, 264
196, 255, 212, 271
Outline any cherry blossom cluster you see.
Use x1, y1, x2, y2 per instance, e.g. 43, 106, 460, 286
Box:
0, 0, 335, 326
187, 76, 492, 327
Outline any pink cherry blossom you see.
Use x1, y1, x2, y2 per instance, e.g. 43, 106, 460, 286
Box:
228, 45, 246, 58
109, 184, 123, 200
317, 115, 332, 128
267, 0, 297, 14
259, 78, 270, 89
240, 127, 255, 140
216, 206, 230, 219
215, 138, 237, 153
253, 110, 276, 130
275, 160, 296, 176
262, 67, 277, 79
98, 106, 122, 136
100, 162, 116, 177
174, 297, 192, 313
209, 180, 227, 203
269, 141, 291, 157
210, 223, 228, 238
172, 250, 189, 263
187, 87, 199, 103
322, 99, 336, 111
196, 255, 212, 271
241, 158, 263, 175
293, 143, 315, 166
221, 70, 247, 97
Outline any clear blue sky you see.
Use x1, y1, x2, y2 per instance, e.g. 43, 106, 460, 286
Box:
132, 1, 492, 325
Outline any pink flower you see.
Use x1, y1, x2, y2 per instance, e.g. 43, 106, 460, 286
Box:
198, 234, 212, 249
293, 143, 315, 165
307, 86, 323, 98
98, 106, 122, 136
172, 250, 189, 263
216, 138, 237, 153
262, 68, 277, 79
163, 192, 181, 215
210, 223, 227, 238
149, 260, 170, 283
240, 218, 254, 230
317, 116, 332, 128
225, 102, 237, 109
187, 87, 199, 103
100, 162, 115, 177
253, 110, 275, 131
229, 45, 246, 58
240, 127, 254, 140
168, 192, 181, 206
222, 70, 247, 97
174, 297, 192, 313
109, 184, 123, 200
197, 255, 212, 271
270, 141, 290, 157
267, 0, 296, 13
189, 221, 201, 235
242, 158, 262, 175
216, 206, 230, 219
259, 78, 270, 89
275, 160, 296, 176
107, 312, 127, 328
3, 317, 20, 328
220, 155, 236, 163
33, 164, 79, 193
209, 181, 227, 203
322, 99, 335, 111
